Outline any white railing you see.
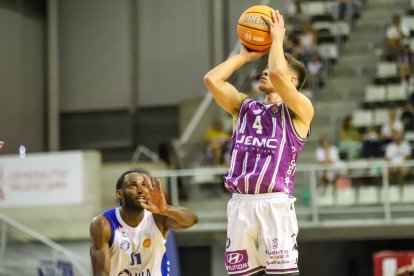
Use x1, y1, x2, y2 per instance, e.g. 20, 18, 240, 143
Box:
150, 159, 414, 231
0, 213, 90, 275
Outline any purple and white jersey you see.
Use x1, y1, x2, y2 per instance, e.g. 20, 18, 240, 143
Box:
224, 98, 309, 195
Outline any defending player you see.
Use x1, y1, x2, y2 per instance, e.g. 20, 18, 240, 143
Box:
89, 170, 198, 276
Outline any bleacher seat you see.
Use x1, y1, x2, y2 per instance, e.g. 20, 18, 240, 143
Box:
381, 186, 400, 203
318, 43, 338, 61
402, 184, 414, 202
302, 1, 331, 16
375, 62, 398, 78
373, 108, 389, 126
352, 109, 374, 127
336, 187, 356, 205
401, 15, 414, 34
363, 85, 387, 105
358, 186, 379, 204
387, 83, 408, 102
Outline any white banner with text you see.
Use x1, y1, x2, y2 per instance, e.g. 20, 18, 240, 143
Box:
0, 152, 84, 208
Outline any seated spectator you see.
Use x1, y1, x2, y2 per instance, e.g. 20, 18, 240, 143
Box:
333, 0, 352, 21
339, 115, 361, 160
385, 131, 411, 185
361, 126, 382, 157
298, 22, 318, 63
401, 102, 414, 130
315, 136, 341, 192
385, 14, 409, 60
204, 119, 230, 165
287, 0, 311, 31
380, 108, 404, 142
0, 140, 3, 151
284, 35, 302, 59
307, 53, 324, 93
397, 45, 414, 82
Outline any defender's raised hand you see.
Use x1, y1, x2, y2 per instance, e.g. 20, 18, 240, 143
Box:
139, 175, 168, 215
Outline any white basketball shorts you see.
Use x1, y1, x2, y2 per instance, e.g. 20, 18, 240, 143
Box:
225, 192, 299, 275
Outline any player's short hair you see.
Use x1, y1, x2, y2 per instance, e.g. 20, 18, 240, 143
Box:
116, 169, 150, 190
284, 53, 307, 90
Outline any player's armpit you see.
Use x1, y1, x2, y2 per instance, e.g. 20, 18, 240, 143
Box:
89, 215, 111, 276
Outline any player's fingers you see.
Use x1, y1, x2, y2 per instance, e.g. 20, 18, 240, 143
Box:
156, 178, 163, 193
261, 15, 271, 25
273, 9, 279, 24
278, 11, 285, 26
143, 174, 151, 189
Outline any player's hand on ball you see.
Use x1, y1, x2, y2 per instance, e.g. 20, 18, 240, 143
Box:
240, 46, 268, 61
261, 9, 286, 42
139, 175, 168, 214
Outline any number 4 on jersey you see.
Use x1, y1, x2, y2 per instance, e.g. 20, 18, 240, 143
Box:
253, 116, 263, 134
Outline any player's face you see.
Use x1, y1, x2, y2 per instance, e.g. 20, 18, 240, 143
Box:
258, 65, 300, 91
121, 173, 149, 210
258, 66, 273, 93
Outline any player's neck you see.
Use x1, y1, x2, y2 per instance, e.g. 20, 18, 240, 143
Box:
264, 93, 282, 104
120, 206, 145, 227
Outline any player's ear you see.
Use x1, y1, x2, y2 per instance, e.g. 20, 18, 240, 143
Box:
116, 189, 123, 201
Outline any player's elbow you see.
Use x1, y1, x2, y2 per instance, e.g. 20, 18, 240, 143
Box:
187, 211, 199, 227
204, 73, 219, 91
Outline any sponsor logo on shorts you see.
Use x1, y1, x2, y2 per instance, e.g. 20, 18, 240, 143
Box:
225, 250, 249, 272
272, 238, 278, 249
265, 249, 291, 266
120, 240, 130, 251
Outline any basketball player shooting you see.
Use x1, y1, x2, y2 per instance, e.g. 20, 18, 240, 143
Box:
204, 9, 313, 276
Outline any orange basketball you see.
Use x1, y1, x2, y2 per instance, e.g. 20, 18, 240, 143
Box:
237, 5, 273, 52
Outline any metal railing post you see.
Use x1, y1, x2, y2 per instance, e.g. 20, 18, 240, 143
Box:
310, 170, 320, 224
382, 164, 392, 223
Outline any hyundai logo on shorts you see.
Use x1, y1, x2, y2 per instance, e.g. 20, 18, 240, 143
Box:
227, 253, 244, 264
225, 250, 249, 272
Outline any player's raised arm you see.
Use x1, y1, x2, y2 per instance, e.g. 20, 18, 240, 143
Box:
262, 10, 314, 128
203, 48, 266, 116
139, 176, 198, 237
89, 216, 111, 276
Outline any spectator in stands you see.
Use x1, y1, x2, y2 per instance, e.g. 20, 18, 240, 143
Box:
385, 14, 409, 60
401, 102, 414, 130
339, 115, 361, 160
287, 0, 311, 33
361, 126, 383, 158
298, 22, 318, 63
397, 45, 414, 82
285, 35, 302, 59
385, 131, 411, 185
307, 52, 325, 92
0, 141, 3, 151
204, 119, 231, 165
316, 136, 341, 193
381, 108, 404, 142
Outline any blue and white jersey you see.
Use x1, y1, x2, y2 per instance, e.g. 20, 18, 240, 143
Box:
103, 207, 167, 276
